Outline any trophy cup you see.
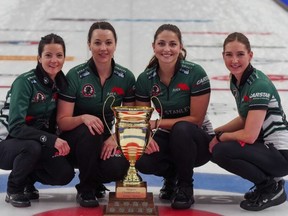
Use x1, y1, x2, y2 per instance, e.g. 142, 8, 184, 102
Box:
104, 106, 158, 216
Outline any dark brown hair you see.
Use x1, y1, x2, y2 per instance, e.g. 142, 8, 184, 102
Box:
38, 33, 66, 57
223, 32, 251, 52
87, 21, 117, 43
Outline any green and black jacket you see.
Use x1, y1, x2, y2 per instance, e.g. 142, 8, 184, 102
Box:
7, 63, 67, 148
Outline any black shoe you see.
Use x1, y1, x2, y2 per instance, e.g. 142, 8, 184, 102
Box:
171, 185, 194, 209
76, 191, 99, 208
240, 179, 287, 211
159, 178, 177, 200
5, 193, 31, 207
244, 184, 258, 201
244, 179, 285, 201
24, 185, 39, 200
95, 184, 109, 198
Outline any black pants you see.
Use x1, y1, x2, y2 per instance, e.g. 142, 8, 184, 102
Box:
0, 138, 75, 194
135, 121, 212, 185
212, 141, 288, 184
60, 124, 129, 193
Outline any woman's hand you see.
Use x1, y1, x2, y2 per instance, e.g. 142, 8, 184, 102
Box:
81, 114, 104, 135
145, 138, 160, 154
209, 137, 219, 153
54, 138, 70, 156
101, 135, 118, 160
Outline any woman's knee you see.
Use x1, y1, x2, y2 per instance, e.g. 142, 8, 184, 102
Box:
52, 167, 75, 185
67, 124, 93, 139
171, 121, 197, 134
212, 143, 226, 159
24, 141, 42, 159
135, 156, 154, 174
212, 141, 239, 164
213, 141, 238, 155
68, 124, 103, 151
63, 124, 94, 139
100, 157, 129, 182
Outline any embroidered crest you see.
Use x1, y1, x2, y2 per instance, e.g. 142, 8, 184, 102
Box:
33, 92, 46, 102
82, 84, 95, 97
152, 84, 161, 96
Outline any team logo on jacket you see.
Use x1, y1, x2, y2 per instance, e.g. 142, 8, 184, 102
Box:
152, 84, 161, 96
33, 92, 46, 103
243, 95, 252, 102
111, 87, 124, 96
43, 77, 50, 84
174, 83, 190, 91
82, 84, 95, 97
40, 135, 47, 143
232, 89, 238, 99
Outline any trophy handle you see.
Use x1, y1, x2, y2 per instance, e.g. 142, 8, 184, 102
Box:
147, 95, 163, 145
102, 95, 118, 145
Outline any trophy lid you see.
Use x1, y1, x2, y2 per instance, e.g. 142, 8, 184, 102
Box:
113, 106, 154, 112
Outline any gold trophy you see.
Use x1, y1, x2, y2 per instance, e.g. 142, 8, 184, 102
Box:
104, 105, 158, 216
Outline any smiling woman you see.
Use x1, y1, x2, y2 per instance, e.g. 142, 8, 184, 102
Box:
135, 23, 214, 210
0, 33, 75, 208
56, 21, 136, 208
210, 32, 288, 212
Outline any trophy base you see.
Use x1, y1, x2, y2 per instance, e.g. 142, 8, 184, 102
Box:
104, 192, 158, 216
116, 181, 147, 199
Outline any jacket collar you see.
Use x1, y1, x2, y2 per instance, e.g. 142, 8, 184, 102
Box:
156, 59, 181, 77
231, 64, 255, 87
35, 63, 68, 91
88, 58, 115, 78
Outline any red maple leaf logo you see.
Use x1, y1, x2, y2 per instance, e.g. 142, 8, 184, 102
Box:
243, 95, 250, 102
112, 87, 124, 95
177, 83, 189, 91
